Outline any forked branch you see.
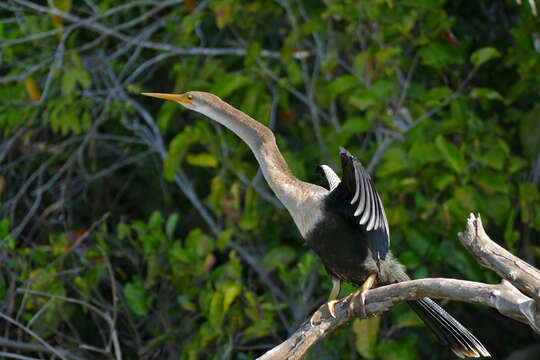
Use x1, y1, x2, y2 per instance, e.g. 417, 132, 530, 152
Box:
258, 214, 540, 360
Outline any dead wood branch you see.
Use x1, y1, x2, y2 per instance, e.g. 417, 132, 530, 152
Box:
258, 214, 540, 360
458, 213, 540, 303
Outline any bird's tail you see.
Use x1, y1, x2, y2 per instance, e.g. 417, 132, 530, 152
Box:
408, 298, 490, 358
384, 259, 490, 358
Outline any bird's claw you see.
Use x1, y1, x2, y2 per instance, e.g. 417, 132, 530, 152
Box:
310, 309, 323, 326
328, 299, 338, 318
349, 291, 367, 318
310, 299, 340, 326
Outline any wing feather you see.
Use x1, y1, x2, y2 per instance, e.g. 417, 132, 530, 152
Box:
338, 147, 390, 265
350, 164, 360, 204
359, 171, 372, 226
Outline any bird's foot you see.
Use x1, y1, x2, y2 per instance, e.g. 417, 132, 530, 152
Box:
347, 273, 377, 318
347, 289, 368, 318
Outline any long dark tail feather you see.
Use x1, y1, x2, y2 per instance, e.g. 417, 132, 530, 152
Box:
408, 298, 490, 358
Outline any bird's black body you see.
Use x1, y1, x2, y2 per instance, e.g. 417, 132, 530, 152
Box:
307, 148, 489, 358
306, 199, 372, 287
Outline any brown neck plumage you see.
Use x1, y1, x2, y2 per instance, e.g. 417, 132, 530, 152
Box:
197, 94, 328, 236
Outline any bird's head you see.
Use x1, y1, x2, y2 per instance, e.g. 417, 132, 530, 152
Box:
142, 91, 220, 112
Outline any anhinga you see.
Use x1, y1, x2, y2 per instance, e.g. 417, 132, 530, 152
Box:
143, 91, 490, 358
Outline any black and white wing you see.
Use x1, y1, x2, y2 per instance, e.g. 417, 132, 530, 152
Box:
315, 164, 341, 191
338, 147, 390, 266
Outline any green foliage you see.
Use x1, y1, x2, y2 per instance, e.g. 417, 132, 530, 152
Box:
470, 46, 501, 67
353, 316, 381, 358
1, 0, 539, 359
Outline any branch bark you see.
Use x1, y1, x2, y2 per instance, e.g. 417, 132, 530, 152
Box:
458, 214, 540, 303
258, 214, 540, 360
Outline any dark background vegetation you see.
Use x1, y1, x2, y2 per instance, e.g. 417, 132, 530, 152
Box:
1, 0, 539, 359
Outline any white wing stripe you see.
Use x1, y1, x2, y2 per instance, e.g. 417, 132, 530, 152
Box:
355, 168, 368, 216
359, 172, 372, 226
350, 164, 360, 204
366, 180, 377, 230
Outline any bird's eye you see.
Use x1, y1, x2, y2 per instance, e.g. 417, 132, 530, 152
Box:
187, 94, 193, 100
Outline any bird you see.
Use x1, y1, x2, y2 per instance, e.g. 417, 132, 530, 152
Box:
142, 91, 490, 358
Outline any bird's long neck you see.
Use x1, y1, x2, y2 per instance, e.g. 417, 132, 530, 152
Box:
198, 101, 326, 236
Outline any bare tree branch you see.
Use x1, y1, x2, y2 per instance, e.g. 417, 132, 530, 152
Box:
258, 214, 540, 360
458, 214, 540, 303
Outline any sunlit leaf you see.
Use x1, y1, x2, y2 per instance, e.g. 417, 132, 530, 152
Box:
471, 46, 501, 67
214, 3, 230, 29
328, 75, 360, 100
209, 291, 224, 330
353, 316, 380, 358
377, 340, 418, 360
222, 283, 241, 313
435, 135, 466, 173
186, 153, 218, 168
263, 246, 296, 271
125, 278, 153, 316
469, 87, 503, 101
25, 77, 41, 102
165, 213, 179, 238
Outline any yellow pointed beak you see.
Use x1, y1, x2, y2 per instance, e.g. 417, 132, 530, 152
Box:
142, 92, 193, 104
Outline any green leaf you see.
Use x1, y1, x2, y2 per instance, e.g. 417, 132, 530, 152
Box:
408, 142, 442, 167
435, 135, 467, 173
469, 87, 503, 101
425, 86, 451, 107
162, 127, 201, 181
471, 46, 501, 67
474, 168, 510, 194
399, 251, 422, 268
222, 283, 242, 313
165, 213, 179, 238
377, 340, 418, 360
420, 42, 461, 69
217, 228, 234, 251
349, 92, 377, 110
328, 75, 359, 100
509, 156, 527, 173
371, 80, 395, 100
209, 291, 224, 330
148, 210, 163, 229
125, 278, 153, 316
263, 246, 296, 271
185, 229, 214, 257
186, 153, 218, 168
505, 208, 519, 251
433, 173, 455, 191
240, 187, 259, 231
178, 295, 197, 312
210, 74, 249, 98
353, 316, 380, 358
404, 229, 430, 256
337, 117, 372, 144
376, 147, 409, 177
454, 186, 478, 212
61, 68, 78, 95
471, 149, 505, 171
519, 182, 539, 224
117, 222, 130, 239
519, 107, 540, 158
395, 311, 423, 329
481, 195, 510, 225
